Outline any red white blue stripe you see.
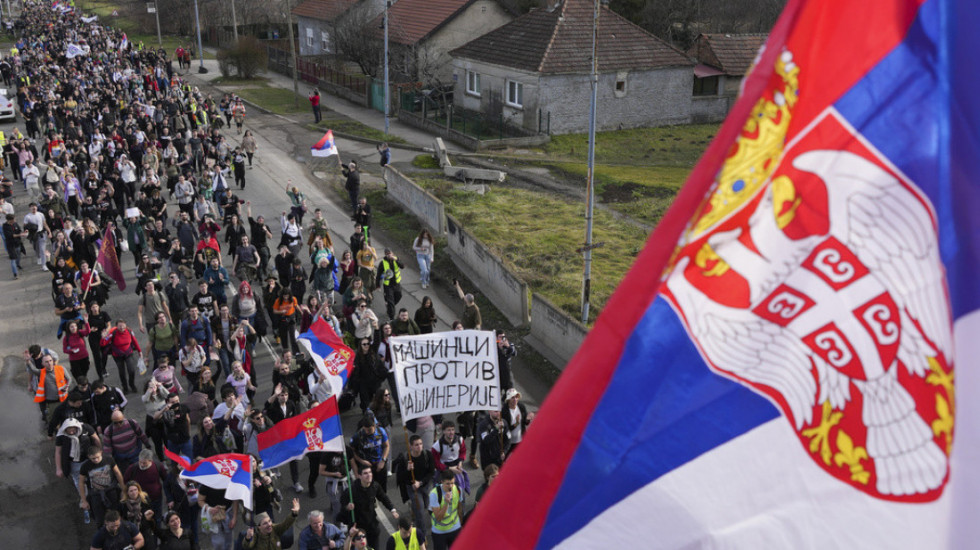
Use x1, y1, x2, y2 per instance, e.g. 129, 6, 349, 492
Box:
164, 450, 254, 510
312, 130, 339, 157
297, 318, 355, 396
257, 396, 345, 469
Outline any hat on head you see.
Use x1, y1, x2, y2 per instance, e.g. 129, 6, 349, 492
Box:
505, 388, 521, 401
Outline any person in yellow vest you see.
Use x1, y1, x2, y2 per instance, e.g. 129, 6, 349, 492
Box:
386, 516, 425, 550
375, 248, 403, 320
428, 471, 461, 550
34, 353, 72, 423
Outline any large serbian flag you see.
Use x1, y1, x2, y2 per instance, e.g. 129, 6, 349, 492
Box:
298, 318, 355, 396
257, 395, 345, 468
164, 450, 254, 510
460, 0, 980, 547
311, 129, 339, 157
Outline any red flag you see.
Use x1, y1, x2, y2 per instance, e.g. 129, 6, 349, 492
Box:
96, 223, 126, 291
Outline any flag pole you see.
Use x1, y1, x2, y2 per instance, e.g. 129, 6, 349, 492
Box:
403, 424, 416, 525
342, 444, 356, 525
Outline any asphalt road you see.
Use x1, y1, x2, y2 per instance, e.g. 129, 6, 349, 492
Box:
0, 68, 545, 547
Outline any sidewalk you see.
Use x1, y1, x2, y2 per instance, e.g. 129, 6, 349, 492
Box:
191, 52, 459, 155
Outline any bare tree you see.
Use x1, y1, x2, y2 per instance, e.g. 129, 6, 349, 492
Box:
335, 8, 383, 77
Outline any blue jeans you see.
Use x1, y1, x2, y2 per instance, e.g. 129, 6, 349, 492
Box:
416, 254, 431, 285
167, 438, 193, 461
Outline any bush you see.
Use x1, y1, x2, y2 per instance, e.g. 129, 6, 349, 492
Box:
216, 36, 268, 79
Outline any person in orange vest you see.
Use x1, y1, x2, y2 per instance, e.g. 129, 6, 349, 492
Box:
34, 353, 71, 423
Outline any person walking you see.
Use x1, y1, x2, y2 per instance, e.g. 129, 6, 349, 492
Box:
342, 161, 360, 215
102, 319, 143, 394
242, 130, 257, 168
376, 249, 403, 320
411, 230, 434, 289
33, 353, 72, 423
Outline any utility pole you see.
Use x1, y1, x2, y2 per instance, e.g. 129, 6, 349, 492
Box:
581, 0, 600, 324
151, 2, 162, 47
383, 0, 390, 135
230, 0, 239, 44
193, 0, 206, 73
285, 0, 299, 107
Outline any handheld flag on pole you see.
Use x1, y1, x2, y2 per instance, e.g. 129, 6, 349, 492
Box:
297, 319, 355, 396
459, 0, 979, 547
65, 44, 87, 58
257, 395, 344, 469
164, 449, 253, 510
311, 130, 339, 157
95, 223, 126, 291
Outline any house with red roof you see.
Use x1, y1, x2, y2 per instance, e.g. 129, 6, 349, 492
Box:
686, 33, 768, 122
449, 0, 694, 134
364, 0, 516, 84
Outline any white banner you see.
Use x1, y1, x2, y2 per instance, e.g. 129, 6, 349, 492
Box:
392, 330, 500, 422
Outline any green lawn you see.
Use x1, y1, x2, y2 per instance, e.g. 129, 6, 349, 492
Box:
233, 85, 308, 115
412, 177, 648, 321
543, 124, 720, 166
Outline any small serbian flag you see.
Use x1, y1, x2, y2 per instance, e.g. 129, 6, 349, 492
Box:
257, 395, 345, 469
298, 318, 355, 396
164, 450, 253, 510
312, 130, 339, 157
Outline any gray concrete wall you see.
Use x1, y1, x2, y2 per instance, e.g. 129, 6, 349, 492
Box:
445, 214, 530, 327
691, 95, 731, 123
526, 293, 588, 369
384, 166, 446, 235
539, 66, 693, 134
297, 17, 335, 57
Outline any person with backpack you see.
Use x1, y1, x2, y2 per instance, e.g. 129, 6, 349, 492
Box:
428, 471, 462, 550
101, 319, 143, 394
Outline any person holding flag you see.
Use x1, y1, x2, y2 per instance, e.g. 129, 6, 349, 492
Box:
343, 466, 399, 550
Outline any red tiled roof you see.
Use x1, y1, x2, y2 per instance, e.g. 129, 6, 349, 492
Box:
368, 0, 474, 46
292, 0, 360, 23
451, 0, 691, 74
686, 33, 767, 76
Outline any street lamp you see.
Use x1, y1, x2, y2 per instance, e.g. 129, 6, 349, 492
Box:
581, 0, 603, 324
193, 0, 207, 73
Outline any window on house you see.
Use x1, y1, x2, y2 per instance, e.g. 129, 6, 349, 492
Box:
693, 75, 720, 96
466, 71, 481, 96
321, 31, 330, 52
305, 28, 313, 48
615, 72, 627, 97
506, 80, 523, 108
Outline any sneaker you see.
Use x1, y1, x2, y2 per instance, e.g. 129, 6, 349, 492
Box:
41, 265, 49, 272
83, 510, 91, 524
293, 483, 304, 493
308, 485, 317, 499
13, 274, 18, 279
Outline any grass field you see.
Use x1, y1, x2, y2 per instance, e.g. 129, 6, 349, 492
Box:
516, 124, 719, 226
410, 176, 649, 321
233, 85, 308, 115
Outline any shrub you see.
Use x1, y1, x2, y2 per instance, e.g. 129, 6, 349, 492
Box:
216, 36, 268, 79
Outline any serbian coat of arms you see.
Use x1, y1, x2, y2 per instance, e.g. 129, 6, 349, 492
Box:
664, 50, 954, 501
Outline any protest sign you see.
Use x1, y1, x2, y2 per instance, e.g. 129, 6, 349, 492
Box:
392, 329, 500, 422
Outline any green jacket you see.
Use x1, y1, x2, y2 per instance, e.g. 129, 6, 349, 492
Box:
243, 513, 296, 550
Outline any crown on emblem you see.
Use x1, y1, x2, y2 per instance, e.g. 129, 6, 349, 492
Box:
689, 49, 800, 239
303, 417, 318, 429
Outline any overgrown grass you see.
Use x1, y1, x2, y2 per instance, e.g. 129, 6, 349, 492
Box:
412, 154, 440, 169
542, 161, 690, 226
413, 177, 648, 321
543, 124, 720, 166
